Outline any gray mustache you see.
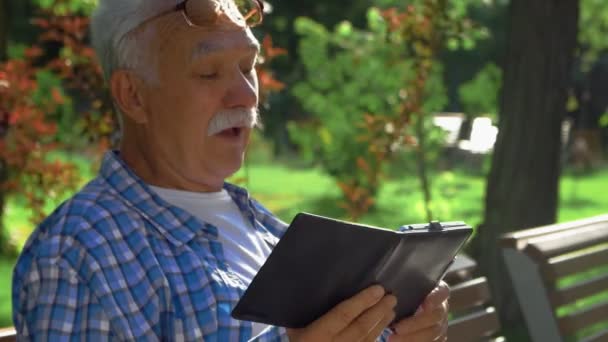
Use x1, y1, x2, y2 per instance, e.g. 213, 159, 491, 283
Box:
207, 108, 260, 136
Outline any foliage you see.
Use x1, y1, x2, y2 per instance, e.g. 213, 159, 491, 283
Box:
256, 35, 288, 109
600, 111, 608, 128
0, 0, 114, 255
291, 0, 479, 220
579, 0, 608, 70
374, 0, 490, 51
371, 0, 488, 221
243, 0, 492, 156
290, 10, 410, 218
0, 53, 81, 225
380, 1, 453, 222
458, 62, 502, 119
32, 0, 97, 16
292, 0, 486, 220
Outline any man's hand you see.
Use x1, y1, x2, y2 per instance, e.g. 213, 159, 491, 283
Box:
388, 281, 450, 342
287, 285, 397, 342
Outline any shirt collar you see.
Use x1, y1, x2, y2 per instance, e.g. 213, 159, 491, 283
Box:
98, 150, 255, 247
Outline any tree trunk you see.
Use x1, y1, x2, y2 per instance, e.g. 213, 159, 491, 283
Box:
0, 0, 7, 61
0, 0, 7, 255
0, 160, 7, 256
415, 115, 433, 222
472, 0, 580, 329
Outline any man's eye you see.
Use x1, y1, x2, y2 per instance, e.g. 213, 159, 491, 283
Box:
199, 72, 218, 80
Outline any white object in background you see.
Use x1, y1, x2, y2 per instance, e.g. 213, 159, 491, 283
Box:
432, 114, 464, 146
458, 117, 498, 154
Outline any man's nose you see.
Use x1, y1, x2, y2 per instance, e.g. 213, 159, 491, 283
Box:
223, 70, 258, 109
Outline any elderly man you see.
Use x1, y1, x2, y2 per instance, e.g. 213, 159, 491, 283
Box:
12, 0, 449, 340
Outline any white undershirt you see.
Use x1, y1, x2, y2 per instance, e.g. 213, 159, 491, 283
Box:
149, 185, 272, 338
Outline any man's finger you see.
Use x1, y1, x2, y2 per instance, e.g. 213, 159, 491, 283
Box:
391, 303, 446, 335
361, 306, 396, 342
389, 319, 446, 342
422, 281, 450, 310
336, 295, 396, 342
311, 285, 386, 336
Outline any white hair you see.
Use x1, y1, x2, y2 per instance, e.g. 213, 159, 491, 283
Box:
91, 0, 180, 81
91, 0, 181, 134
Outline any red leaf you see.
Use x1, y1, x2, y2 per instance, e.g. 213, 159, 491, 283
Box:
31, 18, 50, 29
51, 88, 64, 104
24, 47, 44, 59
258, 70, 285, 91
262, 35, 287, 59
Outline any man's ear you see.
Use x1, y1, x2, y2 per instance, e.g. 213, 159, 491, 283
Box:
110, 70, 149, 124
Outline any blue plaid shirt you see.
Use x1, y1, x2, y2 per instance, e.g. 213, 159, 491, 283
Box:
12, 151, 292, 341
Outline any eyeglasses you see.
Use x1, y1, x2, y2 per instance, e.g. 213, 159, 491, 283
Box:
147, 0, 264, 29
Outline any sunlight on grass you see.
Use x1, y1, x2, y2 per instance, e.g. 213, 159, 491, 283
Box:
0, 258, 14, 327
559, 170, 608, 222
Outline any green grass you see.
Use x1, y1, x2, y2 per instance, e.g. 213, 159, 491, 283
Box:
3, 152, 97, 252
1, 160, 608, 330
558, 169, 608, 222
555, 258, 608, 341
234, 164, 608, 229
233, 164, 488, 229
0, 258, 13, 327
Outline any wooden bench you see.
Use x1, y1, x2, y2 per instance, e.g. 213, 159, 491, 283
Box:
0, 254, 501, 341
0, 327, 15, 342
501, 214, 608, 342
444, 254, 505, 342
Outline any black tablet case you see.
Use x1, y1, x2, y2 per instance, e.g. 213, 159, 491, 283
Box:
231, 212, 472, 328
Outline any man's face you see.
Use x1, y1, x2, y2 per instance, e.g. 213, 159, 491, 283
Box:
138, 18, 260, 187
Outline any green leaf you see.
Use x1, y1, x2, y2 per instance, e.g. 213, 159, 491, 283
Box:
7, 43, 27, 59
462, 37, 476, 50
336, 21, 353, 37
447, 38, 460, 51
458, 63, 502, 118
600, 112, 608, 128
367, 7, 386, 33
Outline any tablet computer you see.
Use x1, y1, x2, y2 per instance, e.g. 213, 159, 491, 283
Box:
231, 212, 473, 328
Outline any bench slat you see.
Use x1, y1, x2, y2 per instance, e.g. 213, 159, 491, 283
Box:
549, 273, 608, 307
444, 255, 477, 284
501, 215, 608, 249
543, 245, 608, 281
500, 215, 608, 342
487, 338, 506, 342
448, 307, 500, 341
523, 224, 608, 261
481, 338, 506, 342
0, 327, 16, 342
449, 277, 491, 313
558, 300, 608, 335
582, 328, 608, 342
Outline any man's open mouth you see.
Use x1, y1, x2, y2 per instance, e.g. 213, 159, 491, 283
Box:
218, 127, 243, 137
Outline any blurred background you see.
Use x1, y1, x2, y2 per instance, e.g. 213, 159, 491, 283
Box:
0, 0, 607, 340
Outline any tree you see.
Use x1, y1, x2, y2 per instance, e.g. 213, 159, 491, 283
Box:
291, 1, 485, 220
458, 62, 502, 120
291, 12, 416, 219
0, 0, 7, 61
472, 0, 580, 330
0, 0, 111, 255
578, 0, 608, 71
0, 0, 11, 253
